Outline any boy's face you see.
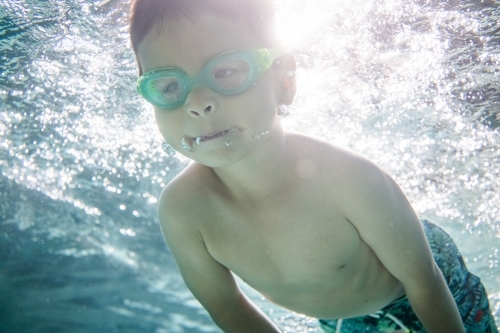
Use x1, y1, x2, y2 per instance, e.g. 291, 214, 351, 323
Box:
137, 12, 285, 168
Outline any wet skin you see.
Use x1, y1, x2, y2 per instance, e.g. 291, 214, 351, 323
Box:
137, 11, 465, 332
178, 134, 406, 319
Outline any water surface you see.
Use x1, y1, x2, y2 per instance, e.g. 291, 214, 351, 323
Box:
0, 0, 499, 332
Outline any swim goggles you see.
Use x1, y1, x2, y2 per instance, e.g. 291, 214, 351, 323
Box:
137, 47, 285, 110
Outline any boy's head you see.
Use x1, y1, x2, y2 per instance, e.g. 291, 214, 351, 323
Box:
130, 0, 278, 75
129, 0, 296, 167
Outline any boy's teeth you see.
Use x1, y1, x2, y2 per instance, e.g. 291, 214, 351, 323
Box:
195, 127, 243, 144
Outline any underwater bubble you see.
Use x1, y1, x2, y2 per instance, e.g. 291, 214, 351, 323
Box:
181, 136, 196, 152
251, 131, 270, 142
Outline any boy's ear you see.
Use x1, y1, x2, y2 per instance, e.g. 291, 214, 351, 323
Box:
277, 52, 297, 105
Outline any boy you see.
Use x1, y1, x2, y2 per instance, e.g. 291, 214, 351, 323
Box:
129, 0, 498, 332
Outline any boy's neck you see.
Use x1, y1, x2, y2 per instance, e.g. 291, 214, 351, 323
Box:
210, 127, 293, 203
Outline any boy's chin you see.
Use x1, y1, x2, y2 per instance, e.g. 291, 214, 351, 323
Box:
188, 141, 265, 168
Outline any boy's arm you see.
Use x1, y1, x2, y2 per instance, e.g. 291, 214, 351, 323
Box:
340, 155, 465, 333
158, 186, 281, 333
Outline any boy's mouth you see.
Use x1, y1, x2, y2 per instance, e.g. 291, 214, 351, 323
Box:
181, 127, 245, 152
196, 126, 241, 143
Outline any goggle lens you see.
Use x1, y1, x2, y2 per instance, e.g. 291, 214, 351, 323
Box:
210, 59, 251, 89
151, 77, 183, 103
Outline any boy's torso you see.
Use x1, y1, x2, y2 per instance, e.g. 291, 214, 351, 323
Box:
172, 133, 405, 319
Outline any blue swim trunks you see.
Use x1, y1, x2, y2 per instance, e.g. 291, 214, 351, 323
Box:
319, 220, 498, 333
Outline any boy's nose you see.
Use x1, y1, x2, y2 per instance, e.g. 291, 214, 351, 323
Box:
189, 104, 213, 116
185, 88, 218, 118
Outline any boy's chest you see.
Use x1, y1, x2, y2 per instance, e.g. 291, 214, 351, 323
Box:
199, 191, 366, 294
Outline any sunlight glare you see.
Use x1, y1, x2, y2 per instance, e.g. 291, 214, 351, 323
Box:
275, 0, 330, 47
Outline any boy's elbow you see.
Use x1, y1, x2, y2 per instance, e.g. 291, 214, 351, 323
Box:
206, 291, 245, 322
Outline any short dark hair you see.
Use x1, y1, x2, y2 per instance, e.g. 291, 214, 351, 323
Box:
129, 0, 277, 74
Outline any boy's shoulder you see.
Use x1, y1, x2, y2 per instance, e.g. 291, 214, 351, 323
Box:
158, 162, 215, 227
286, 131, 383, 180
286, 131, 391, 208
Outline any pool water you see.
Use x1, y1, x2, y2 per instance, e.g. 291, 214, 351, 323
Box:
0, 0, 498, 332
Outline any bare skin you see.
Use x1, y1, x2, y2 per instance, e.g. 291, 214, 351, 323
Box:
137, 11, 465, 333
168, 133, 406, 319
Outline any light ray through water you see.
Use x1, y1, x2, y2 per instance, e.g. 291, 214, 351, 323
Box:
0, 0, 499, 331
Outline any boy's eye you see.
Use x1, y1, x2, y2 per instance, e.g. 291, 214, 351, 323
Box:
211, 59, 250, 88
212, 68, 241, 79
152, 77, 182, 101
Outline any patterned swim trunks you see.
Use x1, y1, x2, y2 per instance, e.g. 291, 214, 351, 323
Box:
319, 220, 498, 333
